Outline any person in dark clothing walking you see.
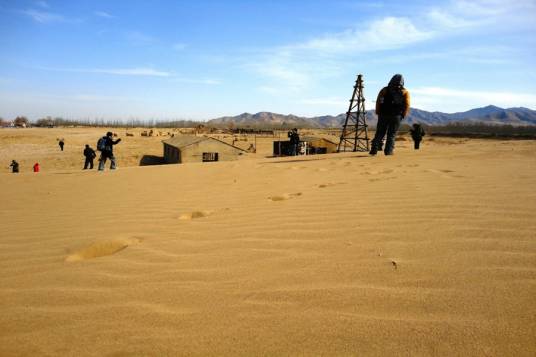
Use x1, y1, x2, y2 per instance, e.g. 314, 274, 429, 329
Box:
287, 128, 300, 156
410, 123, 425, 150
10, 160, 19, 173
58, 138, 65, 151
98, 132, 121, 171
83, 144, 97, 169
370, 74, 411, 156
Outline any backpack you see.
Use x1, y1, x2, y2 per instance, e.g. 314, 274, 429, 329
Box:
381, 87, 406, 117
97, 136, 107, 151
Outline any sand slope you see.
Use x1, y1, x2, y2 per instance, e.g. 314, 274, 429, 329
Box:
1, 138, 535, 356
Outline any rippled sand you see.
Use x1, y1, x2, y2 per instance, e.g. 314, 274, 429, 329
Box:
1, 129, 535, 355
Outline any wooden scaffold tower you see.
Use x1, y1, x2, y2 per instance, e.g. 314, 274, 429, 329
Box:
337, 74, 369, 152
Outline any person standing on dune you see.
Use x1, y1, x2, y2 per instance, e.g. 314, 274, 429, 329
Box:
10, 160, 19, 173
83, 144, 96, 169
369, 74, 411, 156
410, 123, 425, 150
97, 132, 121, 171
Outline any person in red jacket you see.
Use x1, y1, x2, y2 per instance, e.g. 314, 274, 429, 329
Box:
33, 162, 40, 172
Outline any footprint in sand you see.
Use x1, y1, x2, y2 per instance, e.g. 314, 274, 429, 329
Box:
424, 168, 461, 178
317, 182, 347, 188
268, 192, 302, 201
361, 168, 395, 176
178, 210, 213, 220
65, 237, 141, 262
368, 176, 396, 182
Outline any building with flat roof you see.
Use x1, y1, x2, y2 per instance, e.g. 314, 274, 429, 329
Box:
162, 136, 247, 164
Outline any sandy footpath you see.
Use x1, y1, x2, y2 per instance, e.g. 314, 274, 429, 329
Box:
1, 131, 535, 356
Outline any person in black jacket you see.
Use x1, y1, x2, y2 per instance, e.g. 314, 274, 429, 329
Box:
370, 74, 411, 156
410, 123, 425, 150
58, 138, 65, 151
83, 144, 97, 169
10, 160, 19, 173
98, 132, 121, 171
287, 128, 300, 156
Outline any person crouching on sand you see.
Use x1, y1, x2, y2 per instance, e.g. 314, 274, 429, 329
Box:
97, 132, 121, 171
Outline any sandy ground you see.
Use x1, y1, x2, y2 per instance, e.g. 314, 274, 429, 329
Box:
1, 128, 535, 356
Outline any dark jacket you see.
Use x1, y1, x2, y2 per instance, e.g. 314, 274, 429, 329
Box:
102, 137, 121, 155
410, 125, 425, 140
288, 131, 300, 145
84, 147, 96, 159
376, 74, 411, 118
10, 161, 19, 173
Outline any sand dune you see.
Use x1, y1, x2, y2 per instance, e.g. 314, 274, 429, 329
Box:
1, 129, 535, 355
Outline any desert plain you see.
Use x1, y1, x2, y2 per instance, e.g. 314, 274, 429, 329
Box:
1, 127, 535, 356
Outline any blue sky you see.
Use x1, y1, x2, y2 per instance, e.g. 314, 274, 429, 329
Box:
0, 0, 535, 120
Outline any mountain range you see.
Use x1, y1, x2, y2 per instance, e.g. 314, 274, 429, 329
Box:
209, 105, 536, 128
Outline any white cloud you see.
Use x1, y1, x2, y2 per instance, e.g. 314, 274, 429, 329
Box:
171, 77, 221, 85
298, 17, 433, 53
246, 16, 430, 95
412, 87, 536, 111
172, 43, 188, 51
22, 9, 67, 23
427, 0, 536, 31
37, 66, 171, 77
427, 9, 478, 29
124, 31, 156, 46
37, 66, 219, 84
86, 67, 172, 77
35, 1, 49, 8
94, 11, 114, 19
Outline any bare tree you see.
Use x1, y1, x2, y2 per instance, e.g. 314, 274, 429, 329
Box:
14, 116, 29, 127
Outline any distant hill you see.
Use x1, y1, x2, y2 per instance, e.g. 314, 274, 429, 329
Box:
208, 105, 536, 128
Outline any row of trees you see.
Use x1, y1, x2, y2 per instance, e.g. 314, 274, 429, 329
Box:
3, 116, 536, 138
0, 116, 30, 127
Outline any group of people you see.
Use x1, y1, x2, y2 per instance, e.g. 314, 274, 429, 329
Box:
9, 131, 121, 173
81, 131, 122, 170
283, 74, 424, 157
8, 74, 424, 173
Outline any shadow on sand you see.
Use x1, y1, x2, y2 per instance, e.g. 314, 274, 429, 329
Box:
139, 155, 165, 166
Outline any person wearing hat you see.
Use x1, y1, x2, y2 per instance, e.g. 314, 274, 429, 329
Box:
98, 132, 121, 171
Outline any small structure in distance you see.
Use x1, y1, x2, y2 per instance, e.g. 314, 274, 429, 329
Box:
162, 136, 247, 164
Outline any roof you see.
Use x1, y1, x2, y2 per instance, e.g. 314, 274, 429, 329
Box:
162, 135, 207, 148
301, 136, 338, 145
162, 135, 247, 152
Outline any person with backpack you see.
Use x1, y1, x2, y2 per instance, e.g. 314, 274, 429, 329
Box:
83, 144, 97, 169
369, 74, 411, 156
410, 123, 425, 150
97, 132, 121, 171
58, 138, 65, 151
